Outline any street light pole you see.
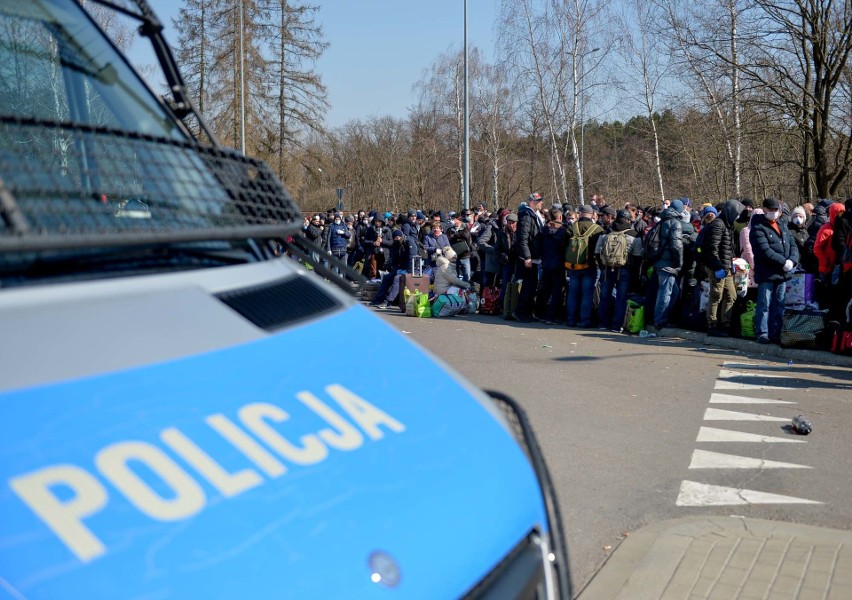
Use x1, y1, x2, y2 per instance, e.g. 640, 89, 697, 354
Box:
463, 0, 470, 211
238, 0, 246, 155
578, 47, 599, 206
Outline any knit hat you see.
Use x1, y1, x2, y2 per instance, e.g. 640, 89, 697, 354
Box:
792, 206, 806, 219
670, 199, 684, 213
600, 206, 616, 217
701, 206, 718, 217
392, 229, 403, 238
579, 205, 594, 215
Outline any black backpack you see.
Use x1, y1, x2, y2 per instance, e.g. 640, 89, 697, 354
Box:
644, 224, 663, 262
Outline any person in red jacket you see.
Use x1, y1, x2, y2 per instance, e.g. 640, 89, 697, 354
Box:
813, 203, 845, 284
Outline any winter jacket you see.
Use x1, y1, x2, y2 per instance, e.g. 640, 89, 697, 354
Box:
303, 222, 323, 245
654, 206, 684, 274
832, 204, 852, 273
327, 221, 351, 252
739, 209, 764, 288
432, 255, 470, 295
813, 203, 845, 274
749, 214, 800, 284
362, 225, 393, 262
515, 205, 545, 261
447, 224, 473, 259
540, 222, 567, 271
388, 236, 419, 272
702, 200, 744, 273
423, 232, 450, 266
787, 221, 808, 259
476, 221, 503, 274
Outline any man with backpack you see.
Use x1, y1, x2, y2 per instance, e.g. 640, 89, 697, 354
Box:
699, 199, 744, 336
564, 204, 604, 327
596, 210, 642, 332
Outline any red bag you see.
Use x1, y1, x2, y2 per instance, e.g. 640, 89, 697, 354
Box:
831, 299, 852, 355
480, 285, 501, 315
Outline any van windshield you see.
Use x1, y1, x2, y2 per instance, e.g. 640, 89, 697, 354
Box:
0, 0, 181, 138
0, 0, 300, 254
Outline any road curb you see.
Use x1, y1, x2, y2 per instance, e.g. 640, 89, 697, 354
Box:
656, 326, 852, 368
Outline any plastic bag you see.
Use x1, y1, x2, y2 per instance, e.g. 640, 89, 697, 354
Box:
624, 300, 645, 333
740, 300, 756, 339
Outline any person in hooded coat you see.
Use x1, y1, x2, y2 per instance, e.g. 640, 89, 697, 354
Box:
701, 199, 745, 336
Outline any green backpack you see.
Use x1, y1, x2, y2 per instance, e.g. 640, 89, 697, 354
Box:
565, 222, 601, 268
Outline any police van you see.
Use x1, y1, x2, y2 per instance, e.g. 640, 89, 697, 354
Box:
0, 1, 569, 597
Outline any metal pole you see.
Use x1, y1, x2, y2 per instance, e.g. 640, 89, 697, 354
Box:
239, 0, 246, 154
463, 0, 470, 211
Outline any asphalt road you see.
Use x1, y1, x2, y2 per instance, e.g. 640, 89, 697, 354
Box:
373, 306, 852, 596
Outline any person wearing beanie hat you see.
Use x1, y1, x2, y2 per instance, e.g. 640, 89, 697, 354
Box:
701, 206, 718, 218
788, 205, 809, 258
749, 197, 799, 343
701, 199, 744, 336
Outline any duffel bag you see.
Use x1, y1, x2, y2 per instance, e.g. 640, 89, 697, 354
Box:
432, 293, 465, 318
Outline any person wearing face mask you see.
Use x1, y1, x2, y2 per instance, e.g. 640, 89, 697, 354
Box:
749, 197, 800, 344
326, 214, 351, 268
787, 206, 809, 261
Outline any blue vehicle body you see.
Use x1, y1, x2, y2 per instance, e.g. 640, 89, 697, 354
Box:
0, 1, 568, 597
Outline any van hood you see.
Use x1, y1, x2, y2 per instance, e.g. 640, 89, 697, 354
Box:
0, 306, 547, 599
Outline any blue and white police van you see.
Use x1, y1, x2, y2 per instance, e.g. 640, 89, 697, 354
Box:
0, 1, 569, 597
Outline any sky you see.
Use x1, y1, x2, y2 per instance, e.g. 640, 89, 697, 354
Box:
142, 1, 501, 128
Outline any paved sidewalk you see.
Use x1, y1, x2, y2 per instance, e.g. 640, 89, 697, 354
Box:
656, 326, 852, 369
577, 517, 852, 600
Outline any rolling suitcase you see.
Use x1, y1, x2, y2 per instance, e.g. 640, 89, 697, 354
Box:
398, 273, 430, 311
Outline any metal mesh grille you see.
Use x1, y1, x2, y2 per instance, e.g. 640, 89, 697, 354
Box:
0, 119, 301, 251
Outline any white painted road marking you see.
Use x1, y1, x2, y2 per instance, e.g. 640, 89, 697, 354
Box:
714, 379, 793, 391
676, 480, 821, 506
703, 408, 790, 422
709, 393, 794, 405
696, 426, 805, 443
688, 449, 811, 470
718, 368, 789, 379
722, 361, 814, 370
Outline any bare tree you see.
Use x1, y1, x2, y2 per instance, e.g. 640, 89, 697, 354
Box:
657, 0, 747, 199
259, 0, 328, 178
618, 0, 669, 204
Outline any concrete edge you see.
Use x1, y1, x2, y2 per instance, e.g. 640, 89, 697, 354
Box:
576, 516, 852, 599
656, 326, 852, 368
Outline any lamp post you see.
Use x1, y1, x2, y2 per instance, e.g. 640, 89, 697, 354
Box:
578, 47, 599, 206
462, 0, 470, 211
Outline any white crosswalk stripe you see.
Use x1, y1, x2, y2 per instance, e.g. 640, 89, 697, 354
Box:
688, 449, 811, 470
676, 480, 821, 506
709, 392, 794, 404
696, 426, 805, 443
703, 408, 789, 422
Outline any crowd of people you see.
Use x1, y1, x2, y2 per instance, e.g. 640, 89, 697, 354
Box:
298, 193, 852, 347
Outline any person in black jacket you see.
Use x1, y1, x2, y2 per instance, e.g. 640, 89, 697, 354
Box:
701, 199, 744, 336
749, 197, 800, 344
447, 213, 474, 282
651, 199, 685, 330
513, 193, 546, 322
